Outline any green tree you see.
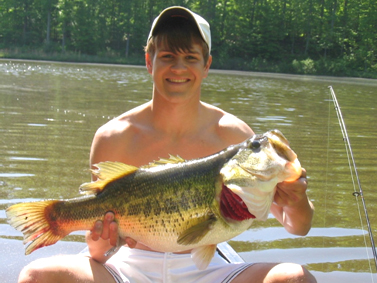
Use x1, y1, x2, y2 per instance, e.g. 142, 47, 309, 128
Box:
1, 0, 376, 76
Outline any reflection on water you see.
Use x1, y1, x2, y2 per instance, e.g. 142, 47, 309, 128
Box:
1, 60, 377, 282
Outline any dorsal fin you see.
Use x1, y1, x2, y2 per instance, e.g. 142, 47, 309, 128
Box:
79, 161, 138, 195
142, 155, 185, 168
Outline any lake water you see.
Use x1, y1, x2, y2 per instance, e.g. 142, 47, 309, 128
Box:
1, 59, 377, 282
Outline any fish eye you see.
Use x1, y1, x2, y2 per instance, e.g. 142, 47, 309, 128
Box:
251, 140, 261, 150
247, 135, 266, 152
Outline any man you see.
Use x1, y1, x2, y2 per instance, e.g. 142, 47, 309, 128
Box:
19, 6, 316, 283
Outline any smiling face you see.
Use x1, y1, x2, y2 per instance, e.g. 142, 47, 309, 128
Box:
145, 15, 212, 104
146, 42, 212, 103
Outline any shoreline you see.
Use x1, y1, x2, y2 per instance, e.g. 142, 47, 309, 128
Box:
2, 58, 377, 86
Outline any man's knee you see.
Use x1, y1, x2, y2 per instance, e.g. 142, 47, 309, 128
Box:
272, 263, 317, 283
17, 255, 115, 283
19, 260, 48, 283
18, 255, 84, 283
233, 262, 316, 283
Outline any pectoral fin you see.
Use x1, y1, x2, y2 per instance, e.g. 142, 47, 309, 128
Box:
177, 216, 217, 245
191, 244, 217, 270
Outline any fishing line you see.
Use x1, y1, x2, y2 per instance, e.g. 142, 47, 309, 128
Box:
328, 86, 377, 274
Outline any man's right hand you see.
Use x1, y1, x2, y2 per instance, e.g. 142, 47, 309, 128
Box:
91, 211, 119, 246
91, 211, 138, 248
86, 212, 137, 263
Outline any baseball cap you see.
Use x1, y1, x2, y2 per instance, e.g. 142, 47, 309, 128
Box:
147, 6, 211, 52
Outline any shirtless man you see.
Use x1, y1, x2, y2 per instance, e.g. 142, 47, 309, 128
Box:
19, 6, 316, 283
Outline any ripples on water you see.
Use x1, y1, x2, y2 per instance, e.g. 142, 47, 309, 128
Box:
0, 60, 377, 282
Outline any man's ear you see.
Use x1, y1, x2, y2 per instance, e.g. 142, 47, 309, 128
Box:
145, 53, 153, 74
203, 55, 212, 78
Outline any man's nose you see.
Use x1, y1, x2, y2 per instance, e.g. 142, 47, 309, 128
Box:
171, 57, 187, 72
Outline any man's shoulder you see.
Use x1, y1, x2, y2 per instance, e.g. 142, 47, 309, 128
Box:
95, 102, 151, 138
217, 113, 254, 143
201, 102, 254, 144
95, 116, 131, 140
90, 104, 152, 165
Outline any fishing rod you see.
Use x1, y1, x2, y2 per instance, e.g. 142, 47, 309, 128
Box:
328, 86, 377, 272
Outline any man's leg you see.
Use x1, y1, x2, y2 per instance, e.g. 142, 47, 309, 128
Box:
232, 262, 316, 283
18, 255, 116, 283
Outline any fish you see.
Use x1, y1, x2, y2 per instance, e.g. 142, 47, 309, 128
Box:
6, 129, 302, 270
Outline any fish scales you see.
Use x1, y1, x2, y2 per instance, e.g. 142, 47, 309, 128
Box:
6, 130, 302, 270
109, 146, 241, 245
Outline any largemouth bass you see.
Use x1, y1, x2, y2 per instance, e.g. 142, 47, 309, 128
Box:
6, 129, 302, 269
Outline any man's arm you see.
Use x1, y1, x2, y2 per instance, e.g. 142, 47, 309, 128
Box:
270, 168, 314, 236
84, 124, 135, 263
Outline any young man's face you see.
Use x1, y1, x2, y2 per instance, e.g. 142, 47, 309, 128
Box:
146, 42, 212, 103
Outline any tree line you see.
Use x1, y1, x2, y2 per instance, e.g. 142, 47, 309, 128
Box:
0, 0, 376, 77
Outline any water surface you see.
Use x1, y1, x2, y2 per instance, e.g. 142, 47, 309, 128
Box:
1, 59, 377, 282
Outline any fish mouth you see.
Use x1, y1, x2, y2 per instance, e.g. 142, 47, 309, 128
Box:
237, 164, 274, 181
265, 130, 297, 162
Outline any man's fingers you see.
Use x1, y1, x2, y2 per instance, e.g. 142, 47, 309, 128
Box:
300, 168, 307, 179
109, 222, 119, 247
101, 212, 115, 240
125, 237, 137, 248
91, 220, 103, 241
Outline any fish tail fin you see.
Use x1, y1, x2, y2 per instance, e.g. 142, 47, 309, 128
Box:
6, 200, 68, 255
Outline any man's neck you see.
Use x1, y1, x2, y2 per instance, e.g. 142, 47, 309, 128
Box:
149, 94, 205, 137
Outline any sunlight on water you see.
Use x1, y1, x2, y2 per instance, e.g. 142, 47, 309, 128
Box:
1, 60, 377, 282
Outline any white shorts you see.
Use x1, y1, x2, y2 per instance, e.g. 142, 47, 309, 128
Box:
103, 247, 253, 283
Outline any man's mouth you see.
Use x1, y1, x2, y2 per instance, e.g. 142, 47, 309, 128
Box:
167, 78, 189, 83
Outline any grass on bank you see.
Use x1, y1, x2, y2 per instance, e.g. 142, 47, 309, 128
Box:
1, 48, 376, 79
